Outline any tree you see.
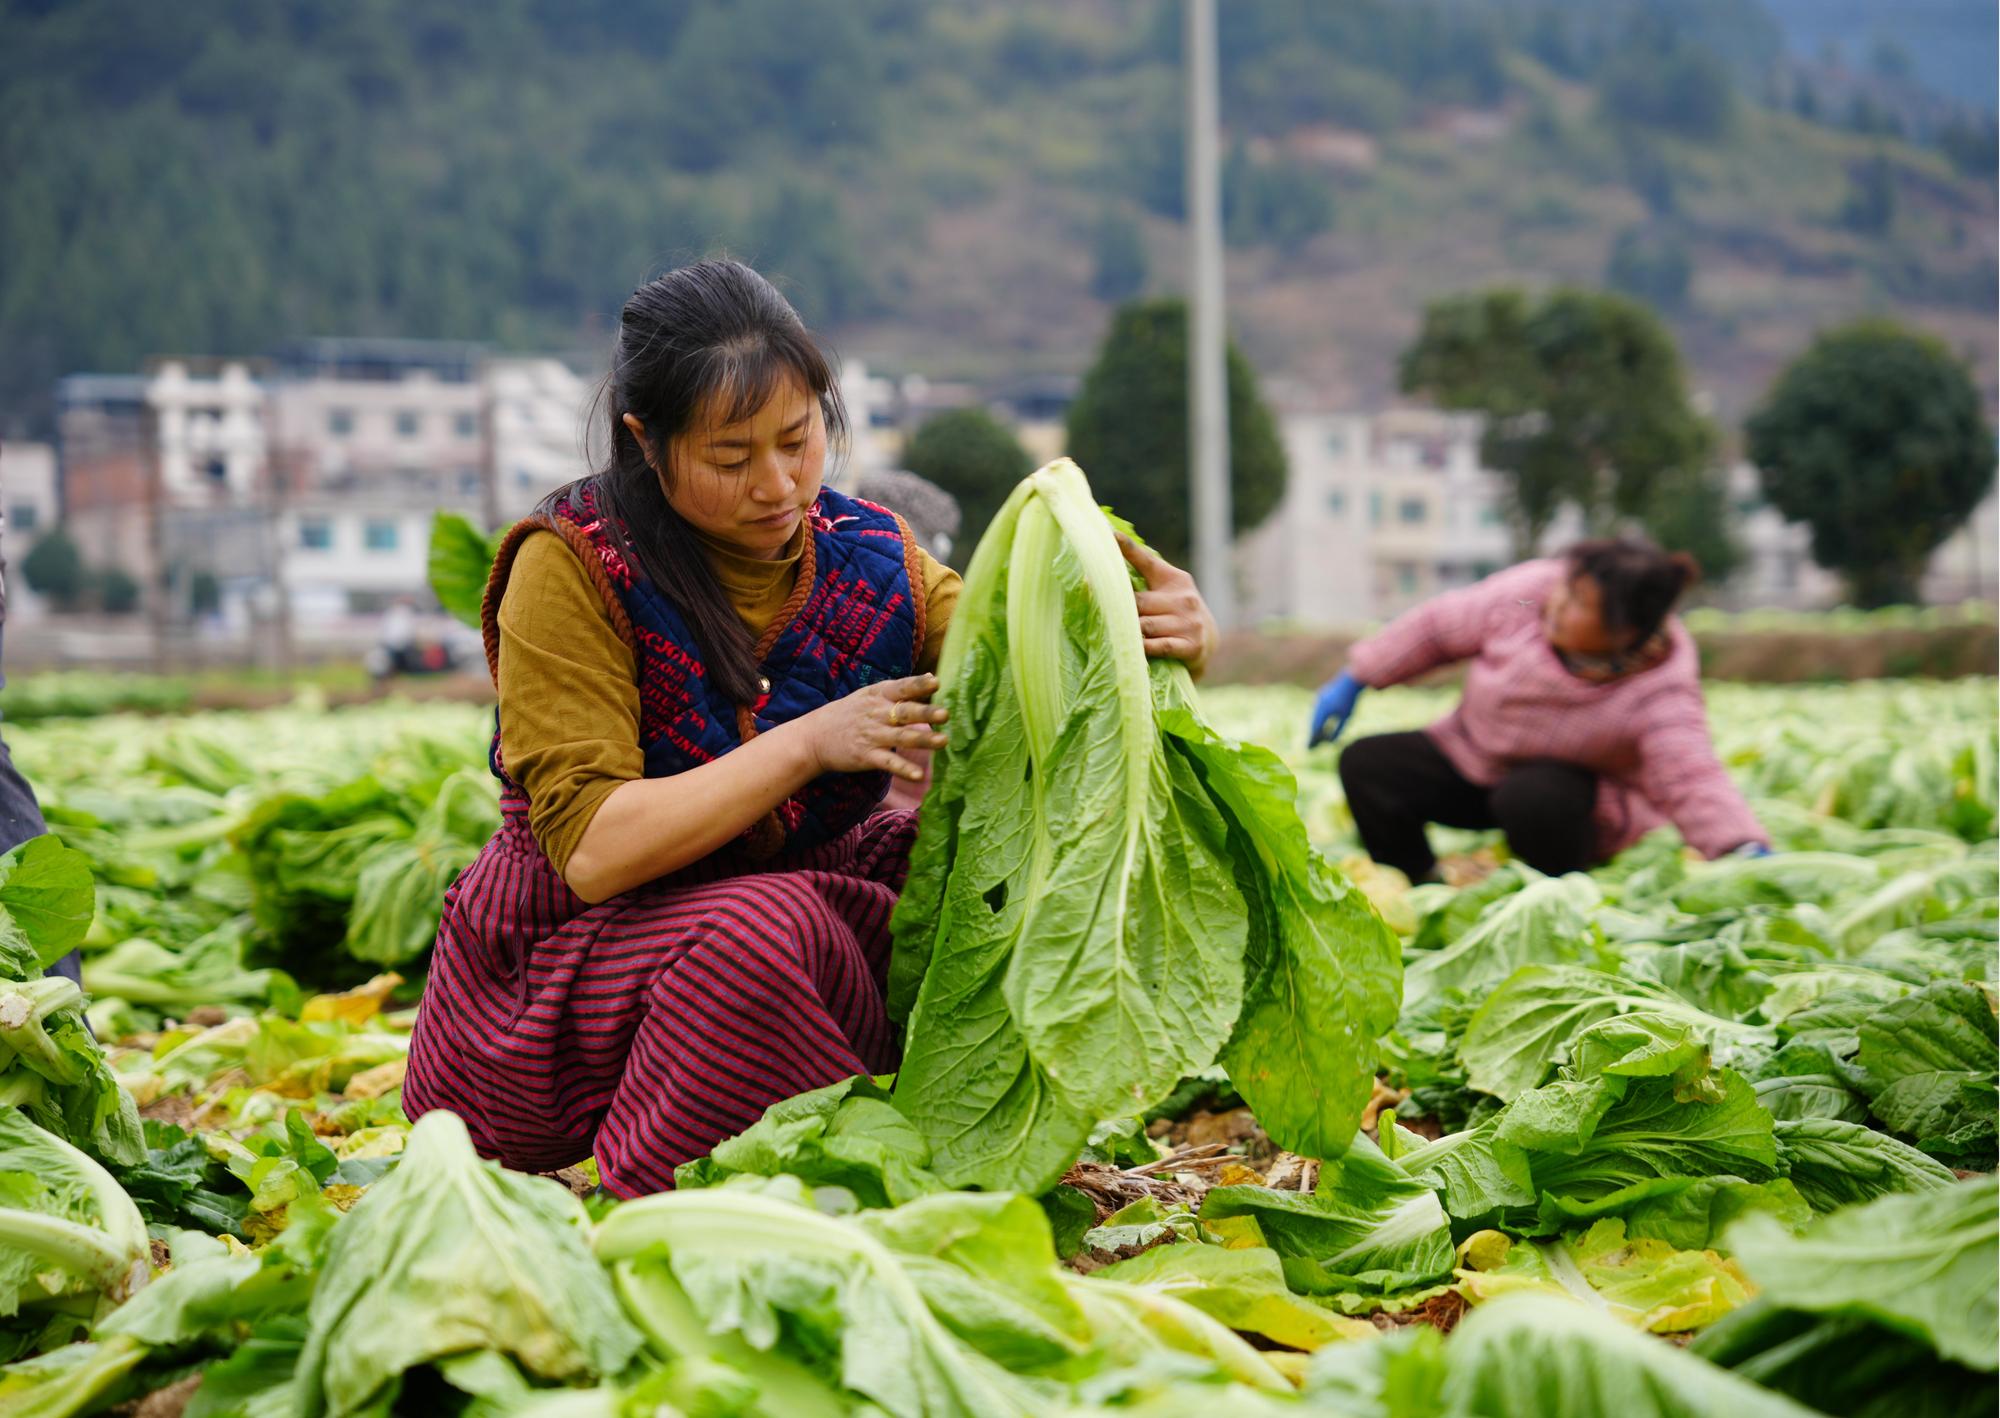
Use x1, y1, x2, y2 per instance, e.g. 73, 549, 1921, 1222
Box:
20, 528, 86, 609
1065, 298, 1287, 569
745, 182, 873, 325
1399, 288, 1715, 558
1745, 321, 1996, 607
1596, 16, 1737, 141
1838, 155, 1896, 236
189, 569, 221, 617
901, 408, 1033, 568
1637, 465, 1742, 587
1222, 143, 1335, 252
1089, 209, 1148, 305
94, 567, 141, 616
1605, 226, 1692, 312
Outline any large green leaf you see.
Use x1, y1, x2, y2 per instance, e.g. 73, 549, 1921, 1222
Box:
892, 462, 1396, 1185
0, 1110, 149, 1322
1160, 702, 1401, 1162
596, 1184, 1062, 1417
1536, 1175, 1811, 1251
293, 1111, 640, 1418
0, 836, 96, 974
1772, 1117, 1957, 1213
1457, 965, 1774, 1101
1307, 1290, 1823, 1417
858, 1191, 1093, 1376
1690, 1302, 1991, 1418
1856, 980, 1998, 1163
675, 1075, 942, 1209
1724, 1175, 1999, 1370
1200, 1134, 1454, 1294
1671, 852, 1885, 914
426, 511, 511, 629
1401, 875, 1607, 1012
1518, 1071, 1782, 1210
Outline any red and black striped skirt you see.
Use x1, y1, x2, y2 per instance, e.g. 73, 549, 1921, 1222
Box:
403, 798, 917, 1196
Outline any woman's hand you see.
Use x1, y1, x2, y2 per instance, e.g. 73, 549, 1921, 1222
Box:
1118, 534, 1219, 677
801, 673, 949, 782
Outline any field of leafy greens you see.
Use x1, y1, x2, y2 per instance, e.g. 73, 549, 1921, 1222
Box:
0, 476, 1995, 1414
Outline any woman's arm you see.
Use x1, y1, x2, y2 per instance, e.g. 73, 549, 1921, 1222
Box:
1345, 559, 1559, 688
565, 678, 946, 903
1632, 686, 1770, 859
563, 721, 817, 903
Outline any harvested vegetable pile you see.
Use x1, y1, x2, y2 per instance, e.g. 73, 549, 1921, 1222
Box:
0, 473, 1993, 1414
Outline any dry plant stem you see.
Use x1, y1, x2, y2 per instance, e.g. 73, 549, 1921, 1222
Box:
1124, 1142, 1231, 1176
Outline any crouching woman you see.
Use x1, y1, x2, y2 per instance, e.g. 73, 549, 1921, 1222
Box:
1310, 539, 1769, 884
404, 261, 1217, 1195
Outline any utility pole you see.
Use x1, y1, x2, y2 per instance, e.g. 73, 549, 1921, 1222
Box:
1185, 0, 1235, 627
142, 387, 169, 674
478, 360, 502, 532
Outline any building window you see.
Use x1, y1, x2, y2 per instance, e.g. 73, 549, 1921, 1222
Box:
1325, 432, 1347, 457
1472, 561, 1500, 580
328, 409, 354, 437
1479, 506, 1502, 528
363, 518, 399, 552
1396, 563, 1420, 596
8, 505, 36, 534
1326, 490, 1346, 518
458, 471, 482, 496
299, 517, 334, 550
1368, 491, 1383, 527
396, 410, 421, 438
204, 457, 228, 484
1398, 497, 1427, 524
454, 411, 478, 439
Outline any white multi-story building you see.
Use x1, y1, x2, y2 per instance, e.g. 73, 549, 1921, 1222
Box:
0, 441, 59, 623
485, 356, 596, 522
49, 340, 601, 649
1241, 408, 1565, 627
1921, 485, 1998, 605
148, 361, 266, 505
264, 340, 604, 629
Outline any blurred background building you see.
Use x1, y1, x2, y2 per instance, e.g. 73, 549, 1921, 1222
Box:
0, 0, 1992, 664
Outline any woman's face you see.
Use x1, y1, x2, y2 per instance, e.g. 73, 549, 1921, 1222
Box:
1543, 572, 1634, 658
627, 377, 827, 559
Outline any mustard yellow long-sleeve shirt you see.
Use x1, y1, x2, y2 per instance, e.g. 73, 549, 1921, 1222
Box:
495, 523, 960, 874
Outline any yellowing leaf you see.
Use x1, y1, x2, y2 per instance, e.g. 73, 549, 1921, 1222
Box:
300, 973, 404, 1026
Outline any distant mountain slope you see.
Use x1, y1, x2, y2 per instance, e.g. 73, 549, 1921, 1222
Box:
0, 0, 1990, 436
1763, 0, 1998, 111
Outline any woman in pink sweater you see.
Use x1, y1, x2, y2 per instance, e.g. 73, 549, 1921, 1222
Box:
1309, 539, 1769, 883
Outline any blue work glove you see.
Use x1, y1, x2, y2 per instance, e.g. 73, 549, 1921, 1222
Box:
1732, 841, 1774, 859
1309, 671, 1364, 747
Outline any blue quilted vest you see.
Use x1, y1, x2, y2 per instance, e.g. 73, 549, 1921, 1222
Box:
484, 482, 926, 860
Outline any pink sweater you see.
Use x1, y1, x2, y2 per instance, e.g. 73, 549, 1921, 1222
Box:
1345, 560, 1767, 861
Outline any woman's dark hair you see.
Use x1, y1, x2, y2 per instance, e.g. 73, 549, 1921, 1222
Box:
544, 260, 846, 705
1564, 536, 1700, 643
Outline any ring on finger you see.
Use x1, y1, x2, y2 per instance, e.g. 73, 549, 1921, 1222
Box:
888, 702, 904, 727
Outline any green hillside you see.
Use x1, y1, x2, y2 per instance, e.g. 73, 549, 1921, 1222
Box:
0, 0, 1991, 434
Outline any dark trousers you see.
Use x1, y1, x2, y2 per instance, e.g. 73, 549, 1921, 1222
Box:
1338, 730, 1599, 883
